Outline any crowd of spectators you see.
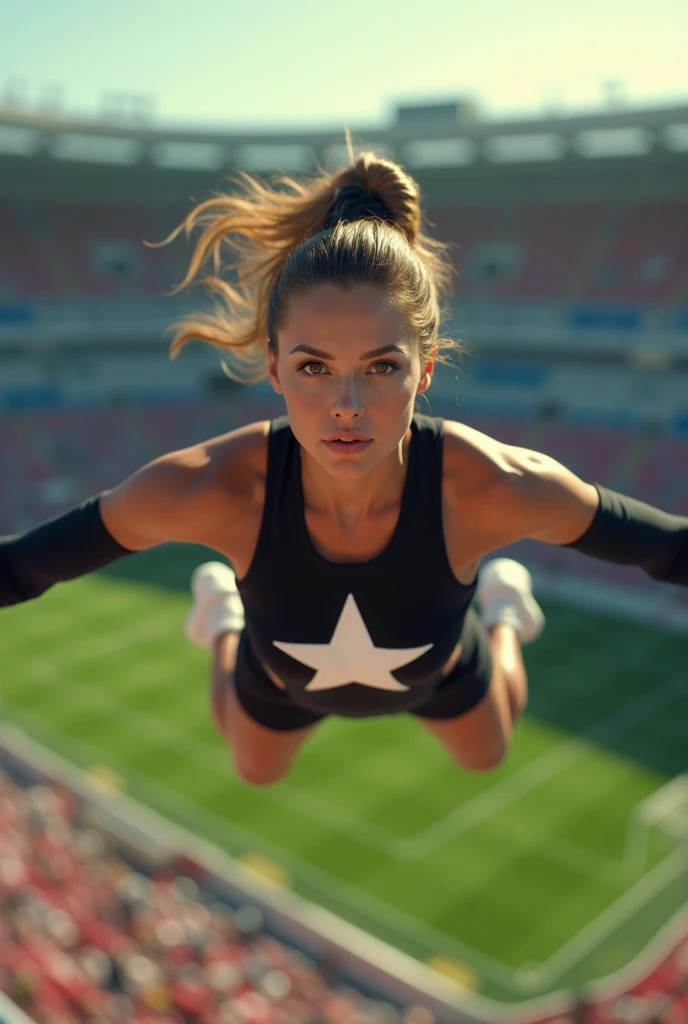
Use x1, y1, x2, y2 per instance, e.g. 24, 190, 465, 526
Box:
0, 768, 437, 1024
2, 763, 685, 1024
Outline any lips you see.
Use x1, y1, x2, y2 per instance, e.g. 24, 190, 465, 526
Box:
323, 438, 372, 454
324, 432, 371, 442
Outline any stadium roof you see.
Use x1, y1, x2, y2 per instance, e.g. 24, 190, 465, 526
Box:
0, 101, 685, 207
0, 101, 686, 172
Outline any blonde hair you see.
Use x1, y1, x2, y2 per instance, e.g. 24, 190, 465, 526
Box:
147, 133, 464, 384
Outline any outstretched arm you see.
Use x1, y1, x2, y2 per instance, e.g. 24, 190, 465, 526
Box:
502, 450, 688, 587
1, 494, 133, 607
1, 447, 220, 607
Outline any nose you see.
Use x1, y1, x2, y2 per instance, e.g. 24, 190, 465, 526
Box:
331, 374, 364, 419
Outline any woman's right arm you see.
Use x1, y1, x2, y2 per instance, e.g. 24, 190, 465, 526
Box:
1, 444, 227, 607
99, 445, 223, 551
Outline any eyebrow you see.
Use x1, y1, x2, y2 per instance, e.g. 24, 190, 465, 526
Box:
288, 343, 407, 360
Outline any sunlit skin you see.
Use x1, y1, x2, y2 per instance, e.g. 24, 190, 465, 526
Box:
267, 283, 434, 530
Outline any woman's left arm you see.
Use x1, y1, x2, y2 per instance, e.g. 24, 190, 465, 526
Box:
503, 451, 688, 587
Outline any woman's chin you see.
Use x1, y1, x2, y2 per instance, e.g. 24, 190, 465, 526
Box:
324, 460, 371, 478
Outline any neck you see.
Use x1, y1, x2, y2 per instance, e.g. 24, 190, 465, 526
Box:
300, 427, 412, 527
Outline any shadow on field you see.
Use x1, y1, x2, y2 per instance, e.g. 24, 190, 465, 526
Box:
97, 546, 688, 779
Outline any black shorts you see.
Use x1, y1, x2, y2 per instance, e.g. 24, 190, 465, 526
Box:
232, 604, 494, 732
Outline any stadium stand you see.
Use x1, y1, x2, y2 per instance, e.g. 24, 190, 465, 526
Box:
423, 205, 501, 297
2, 730, 686, 1024
38, 202, 163, 297
582, 202, 688, 303
0, 729, 493, 1024
2, 194, 688, 311
0, 201, 58, 297
492, 204, 605, 301
1, 767, 411, 1022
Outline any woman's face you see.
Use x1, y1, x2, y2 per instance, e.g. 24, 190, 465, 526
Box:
269, 283, 433, 478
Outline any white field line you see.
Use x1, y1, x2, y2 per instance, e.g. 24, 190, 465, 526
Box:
397, 668, 687, 861
15, 659, 629, 888
0, 703, 519, 991
532, 842, 686, 988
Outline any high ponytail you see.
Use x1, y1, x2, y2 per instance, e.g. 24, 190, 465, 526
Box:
146, 133, 463, 383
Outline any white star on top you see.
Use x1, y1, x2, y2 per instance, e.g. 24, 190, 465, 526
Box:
272, 593, 433, 693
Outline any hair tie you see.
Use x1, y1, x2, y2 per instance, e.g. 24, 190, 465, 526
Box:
323, 185, 390, 231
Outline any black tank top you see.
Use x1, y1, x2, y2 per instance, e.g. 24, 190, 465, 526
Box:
235, 413, 478, 717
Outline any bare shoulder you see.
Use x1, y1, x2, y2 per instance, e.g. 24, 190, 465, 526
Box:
100, 419, 270, 551
202, 418, 270, 496
441, 418, 599, 547
441, 418, 513, 504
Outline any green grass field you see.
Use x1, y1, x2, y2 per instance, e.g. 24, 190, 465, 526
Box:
2, 544, 686, 1004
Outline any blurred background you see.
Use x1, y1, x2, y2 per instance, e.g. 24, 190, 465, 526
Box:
1, 2, 687, 1022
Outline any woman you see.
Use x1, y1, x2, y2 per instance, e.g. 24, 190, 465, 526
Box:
2, 150, 686, 787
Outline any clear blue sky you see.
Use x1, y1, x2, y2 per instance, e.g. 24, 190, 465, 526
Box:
3, 0, 687, 128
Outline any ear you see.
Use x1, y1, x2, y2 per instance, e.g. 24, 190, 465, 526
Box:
416, 353, 435, 395
267, 344, 283, 394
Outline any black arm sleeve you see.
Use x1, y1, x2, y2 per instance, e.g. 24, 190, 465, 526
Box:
560, 483, 688, 586
1, 494, 135, 607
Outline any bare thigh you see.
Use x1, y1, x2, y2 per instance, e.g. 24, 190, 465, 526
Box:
418, 675, 510, 773
418, 624, 527, 773
212, 633, 321, 786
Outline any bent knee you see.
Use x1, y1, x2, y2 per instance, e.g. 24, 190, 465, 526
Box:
233, 758, 290, 787
457, 742, 509, 773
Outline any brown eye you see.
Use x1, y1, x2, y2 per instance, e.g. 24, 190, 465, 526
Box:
370, 360, 399, 375
295, 359, 327, 375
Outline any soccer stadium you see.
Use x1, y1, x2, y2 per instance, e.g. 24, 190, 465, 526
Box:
0, 95, 687, 1024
